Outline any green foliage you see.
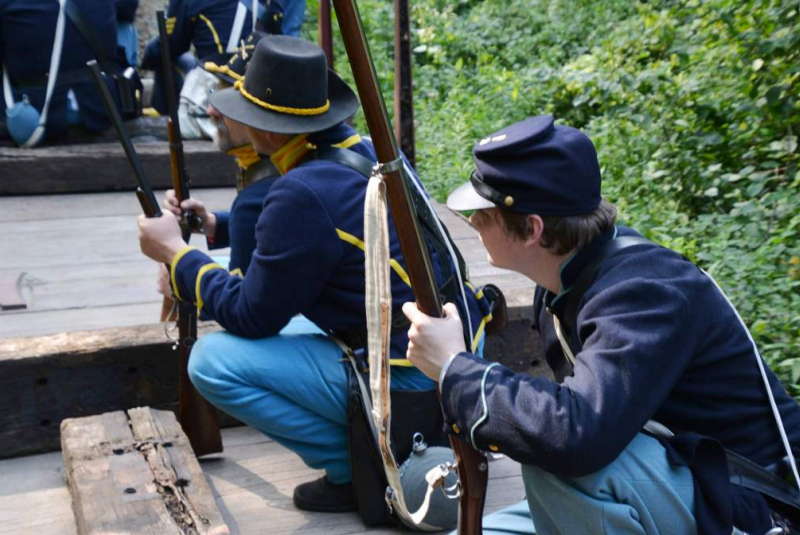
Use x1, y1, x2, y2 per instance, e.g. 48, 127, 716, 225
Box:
306, 0, 800, 393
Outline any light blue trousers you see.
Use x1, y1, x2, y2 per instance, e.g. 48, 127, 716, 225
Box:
474, 434, 697, 535
188, 316, 435, 485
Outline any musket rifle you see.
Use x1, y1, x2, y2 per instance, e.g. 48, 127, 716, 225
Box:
87, 59, 222, 457
155, 10, 223, 456
329, 1, 489, 533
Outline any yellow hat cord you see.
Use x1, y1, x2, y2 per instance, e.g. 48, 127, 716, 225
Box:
204, 62, 243, 81
234, 78, 330, 116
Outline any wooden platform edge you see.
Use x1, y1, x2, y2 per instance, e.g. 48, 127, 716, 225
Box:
0, 140, 239, 195
0, 305, 541, 460
61, 407, 229, 535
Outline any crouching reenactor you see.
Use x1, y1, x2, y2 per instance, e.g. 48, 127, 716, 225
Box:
404, 115, 800, 535
138, 35, 494, 529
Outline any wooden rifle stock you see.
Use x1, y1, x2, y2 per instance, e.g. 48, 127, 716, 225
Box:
329, 1, 487, 532
156, 11, 222, 456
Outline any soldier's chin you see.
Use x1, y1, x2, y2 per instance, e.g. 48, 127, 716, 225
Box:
215, 131, 234, 152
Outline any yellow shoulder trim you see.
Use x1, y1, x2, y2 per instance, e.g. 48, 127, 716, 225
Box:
170, 246, 198, 302
335, 228, 411, 287
389, 359, 415, 367
230, 267, 243, 278
471, 313, 493, 352
332, 134, 362, 149
197, 14, 223, 54
196, 263, 226, 315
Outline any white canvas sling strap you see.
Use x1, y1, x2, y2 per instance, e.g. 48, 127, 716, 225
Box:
3, 0, 68, 147
364, 168, 445, 532
226, 1, 249, 52
701, 268, 800, 492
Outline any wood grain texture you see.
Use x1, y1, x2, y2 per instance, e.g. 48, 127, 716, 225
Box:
61, 407, 229, 535
1, 425, 526, 535
0, 141, 239, 195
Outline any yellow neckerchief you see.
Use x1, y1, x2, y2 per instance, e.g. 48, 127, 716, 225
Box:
269, 134, 312, 175
226, 144, 260, 170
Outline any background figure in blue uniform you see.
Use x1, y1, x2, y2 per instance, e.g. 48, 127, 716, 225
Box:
137, 36, 492, 515
140, 0, 298, 116
0, 0, 132, 142
404, 116, 800, 535
160, 31, 277, 280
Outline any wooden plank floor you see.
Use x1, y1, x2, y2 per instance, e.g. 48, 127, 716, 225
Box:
0, 189, 532, 339
0, 425, 525, 535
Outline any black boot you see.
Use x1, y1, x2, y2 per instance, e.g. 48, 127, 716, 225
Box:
292, 476, 356, 513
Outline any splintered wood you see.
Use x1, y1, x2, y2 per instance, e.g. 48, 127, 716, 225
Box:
60, 407, 229, 535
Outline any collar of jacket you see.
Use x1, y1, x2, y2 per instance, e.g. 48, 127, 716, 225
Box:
543, 225, 618, 315
227, 144, 261, 171
237, 159, 279, 191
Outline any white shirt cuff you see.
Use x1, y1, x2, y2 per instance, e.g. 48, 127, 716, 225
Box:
439, 352, 459, 385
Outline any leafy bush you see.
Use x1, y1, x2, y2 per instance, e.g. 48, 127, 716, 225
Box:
306, 0, 800, 393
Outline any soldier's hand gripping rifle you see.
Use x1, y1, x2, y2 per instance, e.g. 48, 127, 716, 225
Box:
156, 10, 203, 321
87, 60, 222, 457
155, 10, 223, 456
330, 1, 489, 533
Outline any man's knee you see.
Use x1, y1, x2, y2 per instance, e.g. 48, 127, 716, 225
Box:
188, 332, 233, 393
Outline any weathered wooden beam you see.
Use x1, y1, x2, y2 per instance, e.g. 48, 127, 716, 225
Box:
61, 407, 229, 535
0, 322, 229, 460
0, 141, 238, 195
0, 301, 542, 460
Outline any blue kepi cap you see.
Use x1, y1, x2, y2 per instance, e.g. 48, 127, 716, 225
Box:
447, 115, 602, 216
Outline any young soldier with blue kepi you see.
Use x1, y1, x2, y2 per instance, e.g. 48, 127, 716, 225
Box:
137, 35, 493, 521
403, 115, 800, 535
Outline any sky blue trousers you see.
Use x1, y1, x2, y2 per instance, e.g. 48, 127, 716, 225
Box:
188, 316, 436, 485
474, 433, 697, 535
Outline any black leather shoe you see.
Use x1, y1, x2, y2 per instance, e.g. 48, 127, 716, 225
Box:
292, 476, 356, 513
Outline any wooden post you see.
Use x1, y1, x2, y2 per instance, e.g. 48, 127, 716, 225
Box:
393, 0, 415, 167
319, 0, 334, 70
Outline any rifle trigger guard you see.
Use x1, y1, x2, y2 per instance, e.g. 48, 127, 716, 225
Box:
374, 157, 403, 176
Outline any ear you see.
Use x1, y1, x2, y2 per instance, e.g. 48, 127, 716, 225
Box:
523, 214, 545, 248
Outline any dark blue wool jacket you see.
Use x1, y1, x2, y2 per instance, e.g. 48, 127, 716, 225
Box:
442, 226, 800, 533
0, 0, 125, 139
141, 0, 253, 72
172, 123, 492, 372
208, 164, 277, 276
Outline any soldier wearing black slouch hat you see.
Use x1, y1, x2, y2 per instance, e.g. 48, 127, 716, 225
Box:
403, 115, 800, 535
137, 35, 494, 525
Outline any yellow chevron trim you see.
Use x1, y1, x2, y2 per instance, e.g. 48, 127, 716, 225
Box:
197, 14, 223, 54
332, 134, 362, 149
335, 229, 411, 287
170, 246, 198, 302
196, 263, 226, 315
230, 267, 243, 277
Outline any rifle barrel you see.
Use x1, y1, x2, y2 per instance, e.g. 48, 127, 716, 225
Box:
87, 60, 161, 217
156, 10, 190, 205
331, 0, 440, 318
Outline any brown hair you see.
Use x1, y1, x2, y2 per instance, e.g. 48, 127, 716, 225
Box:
496, 198, 617, 255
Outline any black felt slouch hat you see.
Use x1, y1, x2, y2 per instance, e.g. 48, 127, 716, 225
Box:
208, 35, 359, 134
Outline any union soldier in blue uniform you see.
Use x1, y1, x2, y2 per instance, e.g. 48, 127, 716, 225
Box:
140, 0, 291, 116
404, 116, 800, 535
161, 31, 277, 278
138, 36, 493, 514
0, 0, 132, 143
